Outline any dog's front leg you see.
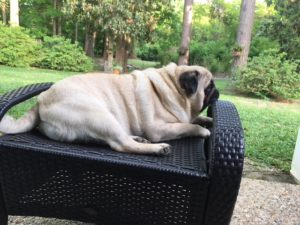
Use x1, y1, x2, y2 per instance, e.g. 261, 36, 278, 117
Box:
192, 115, 213, 127
146, 123, 210, 142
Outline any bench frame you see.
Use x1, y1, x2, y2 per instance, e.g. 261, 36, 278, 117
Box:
0, 83, 244, 225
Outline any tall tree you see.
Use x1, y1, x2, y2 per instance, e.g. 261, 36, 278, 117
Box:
104, 0, 171, 71
178, 0, 194, 65
232, 0, 256, 69
103, 33, 113, 72
52, 0, 63, 36
64, 0, 172, 71
63, 0, 101, 57
1, 0, 7, 24
9, 0, 19, 26
57, 0, 62, 35
52, 0, 57, 35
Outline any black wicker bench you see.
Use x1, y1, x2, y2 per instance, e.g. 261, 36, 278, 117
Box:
0, 83, 244, 225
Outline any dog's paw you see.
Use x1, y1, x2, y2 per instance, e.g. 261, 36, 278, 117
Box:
157, 143, 172, 155
196, 126, 211, 138
202, 128, 211, 138
131, 136, 151, 143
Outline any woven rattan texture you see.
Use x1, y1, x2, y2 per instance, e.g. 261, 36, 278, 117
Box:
203, 101, 245, 225
0, 144, 208, 225
0, 81, 245, 225
0, 83, 53, 121
0, 132, 207, 177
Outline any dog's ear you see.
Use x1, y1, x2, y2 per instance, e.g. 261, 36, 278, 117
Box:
179, 70, 200, 97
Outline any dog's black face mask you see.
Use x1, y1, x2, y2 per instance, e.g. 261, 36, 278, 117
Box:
200, 80, 219, 112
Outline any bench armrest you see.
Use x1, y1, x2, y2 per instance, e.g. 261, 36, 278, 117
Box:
204, 100, 245, 225
208, 100, 245, 177
0, 83, 53, 121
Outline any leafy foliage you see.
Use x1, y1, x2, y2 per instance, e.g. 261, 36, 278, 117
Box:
35, 36, 94, 72
63, 0, 171, 41
136, 4, 182, 65
234, 50, 300, 100
136, 0, 242, 70
249, 36, 280, 58
19, 0, 59, 38
187, 1, 240, 72
190, 40, 232, 73
258, 0, 300, 60
0, 24, 40, 67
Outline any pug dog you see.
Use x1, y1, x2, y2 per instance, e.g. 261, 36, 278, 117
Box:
0, 63, 219, 155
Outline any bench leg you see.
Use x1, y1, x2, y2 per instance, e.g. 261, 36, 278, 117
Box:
0, 186, 8, 225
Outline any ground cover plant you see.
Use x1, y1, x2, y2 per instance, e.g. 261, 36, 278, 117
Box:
1, 65, 299, 172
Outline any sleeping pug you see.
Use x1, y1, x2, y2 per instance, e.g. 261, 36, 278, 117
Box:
0, 63, 219, 155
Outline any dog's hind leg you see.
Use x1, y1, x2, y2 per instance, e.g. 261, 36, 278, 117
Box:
87, 112, 171, 155
109, 137, 171, 155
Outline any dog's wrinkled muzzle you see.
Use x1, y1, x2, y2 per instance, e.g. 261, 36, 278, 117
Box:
200, 80, 219, 112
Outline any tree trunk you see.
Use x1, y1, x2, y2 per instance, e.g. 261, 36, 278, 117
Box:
52, 0, 57, 36
84, 24, 95, 57
115, 34, 130, 73
102, 35, 107, 60
92, 31, 96, 55
57, 16, 62, 35
232, 0, 256, 70
104, 34, 113, 72
57, 0, 62, 36
84, 24, 89, 53
9, 0, 19, 27
74, 22, 78, 42
85, 34, 94, 57
129, 39, 136, 59
1, 0, 7, 24
123, 36, 130, 73
52, 18, 57, 36
115, 36, 123, 64
178, 0, 194, 65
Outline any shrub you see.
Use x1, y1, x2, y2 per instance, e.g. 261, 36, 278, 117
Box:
36, 36, 94, 72
136, 43, 160, 61
249, 36, 280, 58
234, 50, 300, 100
158, 47, 179, 65
136, 43, 178, 65
189, 40, 232, 73
0, 24, 40, 67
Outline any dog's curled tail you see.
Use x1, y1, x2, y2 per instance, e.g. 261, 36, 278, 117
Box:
0, 105, 39, 134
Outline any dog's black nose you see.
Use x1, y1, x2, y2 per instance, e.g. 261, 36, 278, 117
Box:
201, 80, 219, 112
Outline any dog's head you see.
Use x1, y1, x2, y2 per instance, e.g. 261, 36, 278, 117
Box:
167, 63, 219, 114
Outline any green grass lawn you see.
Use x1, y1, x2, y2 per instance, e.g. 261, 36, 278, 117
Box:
128, 59, 161, 69
0, 66, 77, 118
216, 79, 300, 172
1, 65, 299, 172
